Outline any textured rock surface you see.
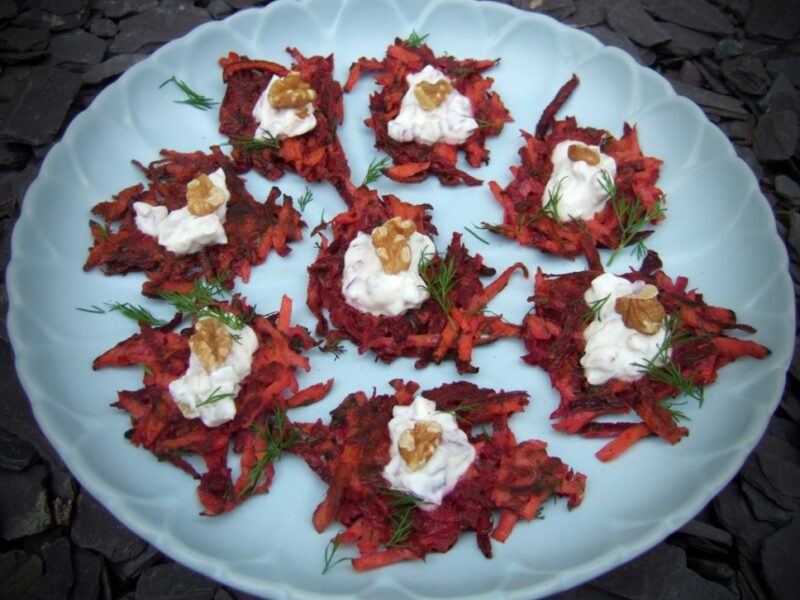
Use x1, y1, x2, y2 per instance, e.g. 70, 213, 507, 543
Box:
0, 1, 798, 599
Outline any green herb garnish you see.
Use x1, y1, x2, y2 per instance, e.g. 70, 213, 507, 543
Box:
159, 76, 218, 110
362, 155, 391, 187
418, 251, 458, 325
229, 133, 280, 151
76, 302, 167, 327
600, 170, 666, 266
159, 274, 249, 331
404, 30, 429, 48
196, 386, 234, 408
633, 313, 705, 410
322, 539, 352, 574
464, 225, 490, 245
91, 220, 111, 240
541, 177, 566, 221
297, 186, 313, 212
383, 490, 422, 547
239, 408, 299, 499
582, 293, 612, 323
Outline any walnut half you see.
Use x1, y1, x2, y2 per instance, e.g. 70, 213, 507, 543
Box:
267, 71, 317, 109
186, 173, 226, 216
190, 318, 233, 372
371, 217, 416, 274
567, 143, 601, 166
398, 420, 443, 471
615, 284, 666, 335
414, 79, 453, 111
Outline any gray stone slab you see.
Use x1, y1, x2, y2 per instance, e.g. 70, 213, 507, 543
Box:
136, 562, 218, 600
26, 537, 74, 600
721, 56, 771, 96
82, 52, 147, 85
641, 0, 734, 35
714, 39, 743, 61
109, 4, 210, 54
0, 464, 53, 540
766, 56, 800, 88
677, 518, 733, 547
69, 548, 104, 600
718, 118, 754, 142
0, 66, 82, 146
93, 0, 158, 19
714, 479, 776, 562
208, 0, 233, 20
745, 0, 800, 40
663, 566, 736, 600
586, 25, 655, 66
0, 141, 30, 168
89, 15, 118, 38
685, 556, 736, 588
669, 79, 749, 120
71, 490, 147, 563
759, 74, 799, 117
0, 426, 37, 471
0, 549, 43, 597
607, 0, 671, 48
761, 516, 800, 600
753, 111, 798, 162
591, 542, 686, 598
0, 26, 50, 53
45, 29, 107, 72
774, 174, 800, 203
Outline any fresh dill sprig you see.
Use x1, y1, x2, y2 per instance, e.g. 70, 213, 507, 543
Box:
297, 186, 314, 212
436, 401, 481, 422
159, 274, 249, 331
91, 220, 111, 240
418, 251, 458, 325
464, 225, 490, 245
600, 170, 666, 266
229, 133, 280, 151
404, 30, 429, 48
159, 76, 218, 110
322, 539, 352, 574
76, 302, 168, 327
582, 293, 612, 323
318, 337, 346, 360
238, 408, 299, 499
196, 386, 234, 408
541, 177, 566, 221
361, 155, 391, 186
633, 313, 705, 408
383, 490, 422, 548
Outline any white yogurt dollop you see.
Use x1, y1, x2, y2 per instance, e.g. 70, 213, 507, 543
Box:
388, 65, 478, 145
252, 75, 316, 140
133, 167, 230, 255
341, 230, 435, 317
543, 140, 617, 222
168, 319, 259, 428
580, 273, 668, 385
383, 395, 476, 507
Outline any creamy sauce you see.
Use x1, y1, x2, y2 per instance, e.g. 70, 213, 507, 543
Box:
133, 167, 230, 255
341, 230, 435, 317
168, 319, 259, 428
383, 395, 476, 507
543, 140, 617, 222
387, 65, 478, 145
580, 273, 668, 385
252, 75, 316, 140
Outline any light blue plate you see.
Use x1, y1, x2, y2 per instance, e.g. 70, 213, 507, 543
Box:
7, 1, 794, 598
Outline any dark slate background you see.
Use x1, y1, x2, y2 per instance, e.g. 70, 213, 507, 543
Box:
1, 0, 798, 598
